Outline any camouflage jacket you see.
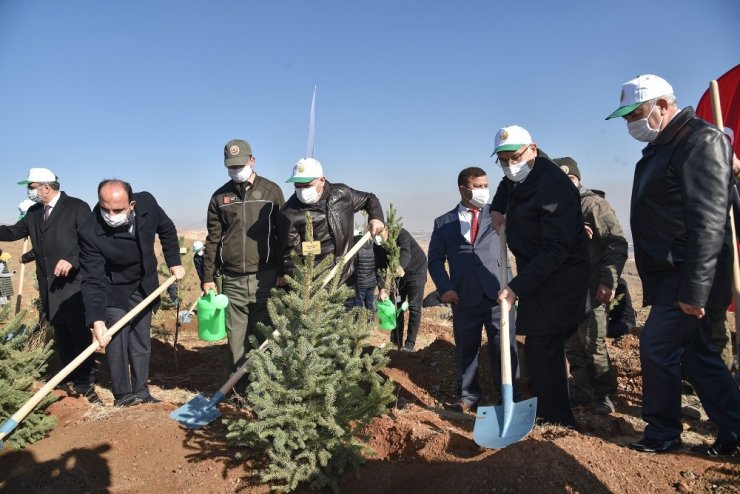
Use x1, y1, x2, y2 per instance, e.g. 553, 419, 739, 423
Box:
580, 185, 628, 302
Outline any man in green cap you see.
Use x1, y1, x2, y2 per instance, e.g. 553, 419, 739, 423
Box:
555, 157, 628, 415
202, 139, 285, 375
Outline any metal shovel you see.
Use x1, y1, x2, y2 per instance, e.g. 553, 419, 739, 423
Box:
473, 230, 537, 449
170, 232, 373, 429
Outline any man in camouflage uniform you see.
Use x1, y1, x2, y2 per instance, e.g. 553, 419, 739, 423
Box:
556, 157, 628, 415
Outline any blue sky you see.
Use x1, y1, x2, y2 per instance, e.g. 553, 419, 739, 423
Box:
1, 0, 738, 236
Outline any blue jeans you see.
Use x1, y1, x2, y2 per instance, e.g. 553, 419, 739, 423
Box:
353, 286, 376, 321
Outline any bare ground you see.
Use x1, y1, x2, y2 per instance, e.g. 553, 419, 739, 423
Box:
0, 236, 738, 494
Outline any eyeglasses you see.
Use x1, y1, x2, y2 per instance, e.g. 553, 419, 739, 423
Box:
496, 145, 531, 166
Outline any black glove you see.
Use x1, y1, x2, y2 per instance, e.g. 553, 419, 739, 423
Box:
21, 251, 36, 264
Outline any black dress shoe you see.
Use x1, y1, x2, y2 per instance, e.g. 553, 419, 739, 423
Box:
114, 394, 144, 407
142, 395, 161, 404
448, 400, 476, 412
628, 437, 682, 453
691, 440, 738, 457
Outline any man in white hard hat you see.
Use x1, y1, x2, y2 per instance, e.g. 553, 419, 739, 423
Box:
0, 168, 97, 400
490, 125, 590, 428
606, 74, 740, 456
277, 157, 385, 296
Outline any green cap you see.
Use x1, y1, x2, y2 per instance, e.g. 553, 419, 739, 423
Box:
224, 139, 252, 167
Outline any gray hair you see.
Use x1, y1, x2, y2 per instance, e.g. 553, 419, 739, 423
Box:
645, 94, 678, 108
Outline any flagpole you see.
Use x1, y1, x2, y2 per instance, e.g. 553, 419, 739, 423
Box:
710, 80, 740, 375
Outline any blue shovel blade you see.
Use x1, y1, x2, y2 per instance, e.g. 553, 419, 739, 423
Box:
169, 392, 223, 429
473, 397, 537, 449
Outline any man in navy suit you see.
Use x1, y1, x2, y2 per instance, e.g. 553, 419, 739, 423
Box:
428, 167, 518, 412
0, 168, 95, 399
78, 179, 184, 407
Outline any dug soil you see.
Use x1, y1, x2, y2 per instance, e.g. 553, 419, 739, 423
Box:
0, 235, 738, 493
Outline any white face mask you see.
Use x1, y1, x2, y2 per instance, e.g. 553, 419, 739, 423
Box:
627, 103, 663, 143
502, 160, 531, 182
27, 187, 44, 203
466, 188, 490, 208
296, 185, 320, 204
101, 208, 132, 228
228, 166, 252, 183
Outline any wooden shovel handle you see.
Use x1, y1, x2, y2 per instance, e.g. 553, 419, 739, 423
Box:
217, 232, 374, 397
498, 231, 513, 387
1, 275, 176, 441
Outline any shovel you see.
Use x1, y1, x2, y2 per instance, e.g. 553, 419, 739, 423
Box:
14, 238, 29, 315
179, 292, 203, 324
170, 232, 373, 429
0, 275, 177, 448
473, 230, 537, 449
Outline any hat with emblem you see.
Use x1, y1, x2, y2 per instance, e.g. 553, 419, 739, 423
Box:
18, 167, 57, 185
287, 158, 323, 183
553, 157, 581, 180
492, 125, 533, 156
605, 74, 674, 120
224, 139, 253, 167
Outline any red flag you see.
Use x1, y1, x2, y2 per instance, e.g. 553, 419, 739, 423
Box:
696, 64, 740, 156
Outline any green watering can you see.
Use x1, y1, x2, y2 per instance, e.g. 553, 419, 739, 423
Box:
197, 289, 229, 341
377, 298, 409, 331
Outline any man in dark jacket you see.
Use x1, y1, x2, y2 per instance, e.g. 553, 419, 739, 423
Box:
606, 74, 740, 456
429, 167, 518, 411
555, 157, 628, 415
377, 227, 428, 352
203, 139, 285, 372
0, 168, 95, 398
352, 230, 380, 316
492, 126, 590, 427
277, 158, 385, 289
78, 180, 184, 407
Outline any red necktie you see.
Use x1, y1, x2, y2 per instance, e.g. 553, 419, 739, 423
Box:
469, 209, 479, 244
43, 205, 51, 222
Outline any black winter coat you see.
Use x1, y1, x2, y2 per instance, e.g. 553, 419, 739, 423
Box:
277, 181, 384, 285
492, 153, 590, 335
630, 107, 733, 308
0, 192, 91, 324
77, 192, 181, 325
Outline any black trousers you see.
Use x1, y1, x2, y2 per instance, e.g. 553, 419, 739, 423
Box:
54, 320, 95, 386
105, 288, 154, 400
451, 298, 519, 405
392, 272, 427, 346
525, 331, 576, 427
641, 305, 740, 442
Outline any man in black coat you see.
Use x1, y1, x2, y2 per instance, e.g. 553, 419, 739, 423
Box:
607, 74, 740, 456
277, 158, 385, 288
377, 227, 428, 352
491, 126, 590, 427
78, 180, 184, 407
0, 168, 95, 397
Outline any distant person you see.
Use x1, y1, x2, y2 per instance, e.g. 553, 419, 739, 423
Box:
606, 277, 636, 338
351, 230, 380, 319
202, 139, 285, 372
78, 179, 184, 407
428, 166, 517, 411
555, 157, 628, 415
277, 158, 385, 294
192, 240, 206, 286
377, 227, 428, 352
0, 168, 96, 400
606, 74, 740, 455
491, 126, 590, 428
